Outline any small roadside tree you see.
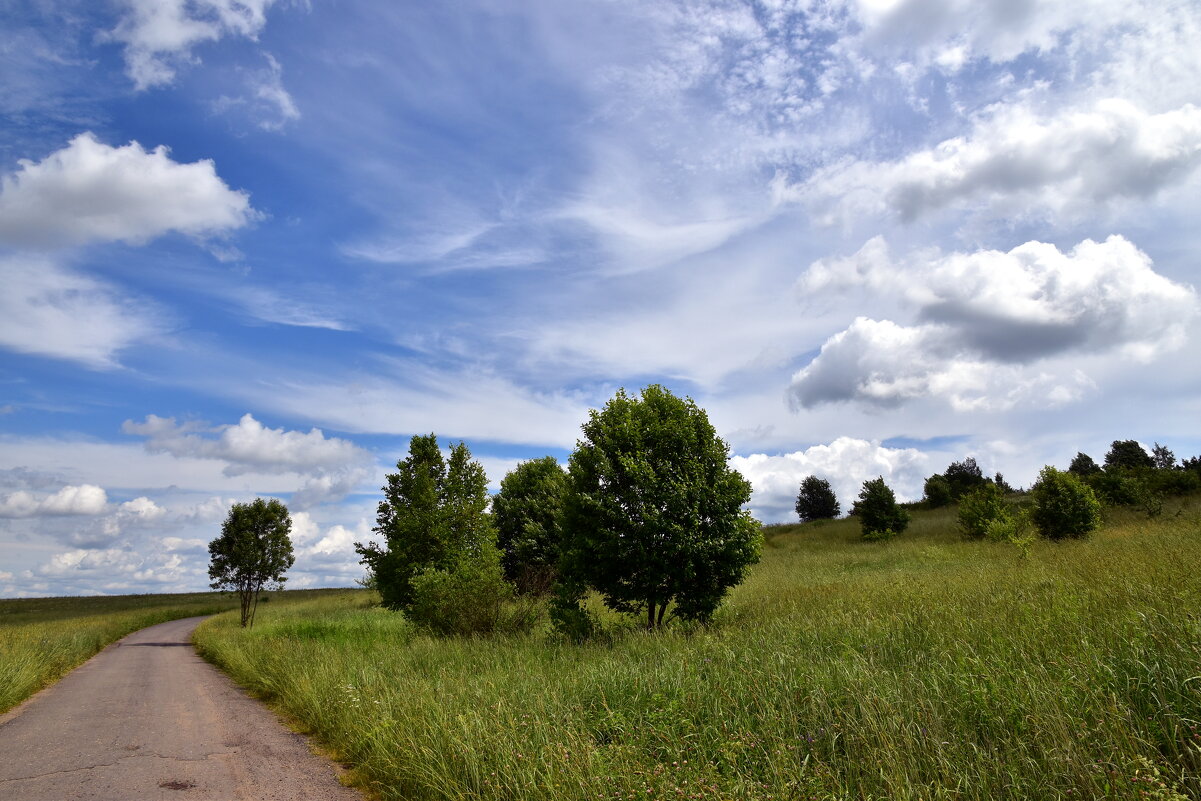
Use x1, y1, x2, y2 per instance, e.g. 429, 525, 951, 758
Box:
857, 477, 910, 541
355, 434, 494, 610
795, 476, 840, 522
492, 456, 568, 594
558, 385, 762, 630
208, 498, 294, 628
1029, 466, 1101, 540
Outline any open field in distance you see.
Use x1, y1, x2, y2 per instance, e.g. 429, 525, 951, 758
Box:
194, 497, 1201, 801
0, 588, 344, 714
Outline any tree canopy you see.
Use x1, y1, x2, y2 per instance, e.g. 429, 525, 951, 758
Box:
208, 498, 294, 628
795, 475, 840, 522
558, 385, 761, 629
1104, 440, 1154, 471
492, 456, 568, 594
355, 434, 492, 610
856, 477, 910, 541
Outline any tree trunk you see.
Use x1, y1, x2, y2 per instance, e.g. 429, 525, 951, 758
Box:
656, 602, 667, 628
646, 602, 656, 630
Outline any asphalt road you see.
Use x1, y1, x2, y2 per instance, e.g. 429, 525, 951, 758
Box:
0, 616, 366, 801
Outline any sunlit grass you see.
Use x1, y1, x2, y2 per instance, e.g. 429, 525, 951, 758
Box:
194, 495, 1201, 800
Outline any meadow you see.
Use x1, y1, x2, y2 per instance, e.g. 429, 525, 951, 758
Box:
193, 497, 1201, 801
0, 588, 342, 714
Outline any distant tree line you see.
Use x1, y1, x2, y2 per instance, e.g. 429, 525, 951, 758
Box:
791, 438, 1200, 546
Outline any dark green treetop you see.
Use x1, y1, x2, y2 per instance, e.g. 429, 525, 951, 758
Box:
492, 456, 568, 593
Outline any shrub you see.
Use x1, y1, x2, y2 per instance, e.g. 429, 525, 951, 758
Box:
857, 477, 910, 541
405, 542, 532, 636
795, 476, 840, 522
922, 474, 953, 508
957, 482, 1010, 540
1030, 466, 1101, 540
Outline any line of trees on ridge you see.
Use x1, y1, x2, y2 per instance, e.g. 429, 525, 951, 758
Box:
793, 440, 1200, 547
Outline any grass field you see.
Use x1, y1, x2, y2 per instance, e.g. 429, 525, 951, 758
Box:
0, 588, 345, 714
192, 497, 1201, 801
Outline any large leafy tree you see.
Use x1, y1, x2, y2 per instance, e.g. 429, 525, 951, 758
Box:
355, 434, 491, 610
559, 385, 761, 629
492, 456, 568, 594
795, 476, 839, 522
208, 498, 294, 628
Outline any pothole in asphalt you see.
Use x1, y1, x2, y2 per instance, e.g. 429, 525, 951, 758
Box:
159, 779, 196, 790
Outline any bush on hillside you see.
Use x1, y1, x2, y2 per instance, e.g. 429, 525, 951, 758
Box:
857, 477, 910, 541
795, 476, 840, 522
922, 474, 953, 508
1030, 466, 1101, 540
957, 482, 1010, 540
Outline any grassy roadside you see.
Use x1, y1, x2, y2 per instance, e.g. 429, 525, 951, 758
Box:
0, 588, 348, 714
194, 500, 1201, 801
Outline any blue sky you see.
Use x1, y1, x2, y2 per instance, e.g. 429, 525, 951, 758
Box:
2, 0, 1200, 597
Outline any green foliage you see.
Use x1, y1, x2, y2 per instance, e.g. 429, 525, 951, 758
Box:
857, 477, 910, 541
492, 456, 568, 594
956, 482, 1010, 540
406, 541, 535, 636
922, 474, 953, 508
559, 385, 762, 629
795, 475, 840, 522
1068, 451, 1102, 477
1151, 442, 1177, 470
942, 456, 988, 500
356, 434, 493, 611
208, 497, 295, 628
1030, 466, 1101, 540
1104, 440, 1154, 471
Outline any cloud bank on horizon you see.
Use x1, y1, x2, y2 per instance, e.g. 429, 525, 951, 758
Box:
1, 0, 1199, 596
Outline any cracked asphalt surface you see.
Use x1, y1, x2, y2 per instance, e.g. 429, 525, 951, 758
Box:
0, 616, 365, 801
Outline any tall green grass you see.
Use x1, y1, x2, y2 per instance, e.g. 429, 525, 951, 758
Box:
194, 501, 1201, 800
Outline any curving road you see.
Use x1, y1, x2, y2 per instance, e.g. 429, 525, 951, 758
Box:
0, 616, 365, 801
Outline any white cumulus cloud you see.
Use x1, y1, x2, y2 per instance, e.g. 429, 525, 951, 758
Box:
798, 99, 1201, 223
0, 132, 255, 248
122, 413, 374, 507
790, 235, 1196, 409
0, 484, 108, 518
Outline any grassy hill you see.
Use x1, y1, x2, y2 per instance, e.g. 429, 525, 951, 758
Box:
192, 497, 1201, 800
